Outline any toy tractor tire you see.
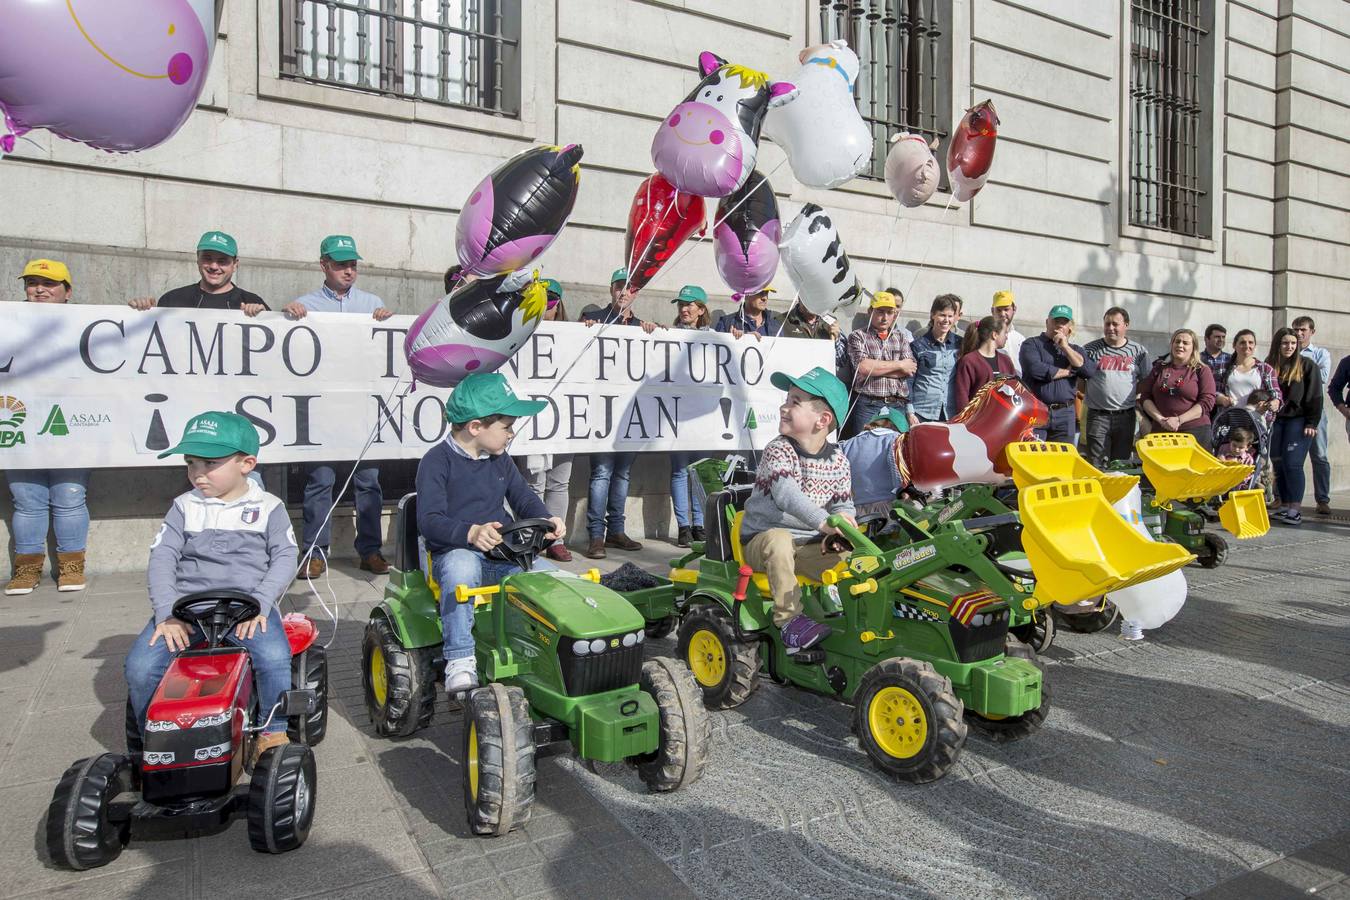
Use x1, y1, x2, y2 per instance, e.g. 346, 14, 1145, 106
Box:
463, 683, 536, 837
46, 753, 133, 870
644, 616, 677, 640
1010, 606, 1055, 653
247, 743, 317, 853
964, 637, 1050, 743
852, 658, 966, 783
676, 604, 759, 709
634, 656, 712, 793
363, 616, 437, 737
1198, 532, 1228, 569
1051, 598, 1120, 634
288, 646, 329, 746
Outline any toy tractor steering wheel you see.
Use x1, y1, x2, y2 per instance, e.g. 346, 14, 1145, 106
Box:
823, 512, 889, 554
486, 518, 556, 570
171, 590, 261, 648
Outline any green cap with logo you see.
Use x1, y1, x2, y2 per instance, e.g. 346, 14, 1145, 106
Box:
444, 372, 547, 425
543, 278, 563, 297
769, 366, 849, 431
320, 234, 362, 262
672, 284, 708, 306
158, 411, 260, 459
610, 267, 628, 284
869, 405, 910, 433
196, 231, 238, 257
1049, 304, 1074, 322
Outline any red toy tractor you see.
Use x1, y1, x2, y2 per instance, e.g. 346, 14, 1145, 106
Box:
46, 591, 328, 869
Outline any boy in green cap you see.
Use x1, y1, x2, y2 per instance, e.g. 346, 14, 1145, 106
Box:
417, 372, 566, 693
740, 367, 857, 652
125, 411, 299, 763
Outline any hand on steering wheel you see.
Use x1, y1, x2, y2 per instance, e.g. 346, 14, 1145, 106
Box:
485, 518, 557, 565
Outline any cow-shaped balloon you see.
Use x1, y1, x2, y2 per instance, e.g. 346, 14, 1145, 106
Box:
947, 100, 1000, 203
714, 171, 780, 294
779, 203, 861, 316
651, 51, 797, 198
764, 41, 871, 190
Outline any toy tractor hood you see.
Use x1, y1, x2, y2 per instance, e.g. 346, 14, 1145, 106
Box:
506, 572, 645, 639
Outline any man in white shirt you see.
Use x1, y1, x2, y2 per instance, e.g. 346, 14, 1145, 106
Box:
992, 291, 1025, 375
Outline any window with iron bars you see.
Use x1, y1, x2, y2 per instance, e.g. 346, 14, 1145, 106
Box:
279, 0, 520, 117
1128, 0, 1213, 238
818, 1, 950, 183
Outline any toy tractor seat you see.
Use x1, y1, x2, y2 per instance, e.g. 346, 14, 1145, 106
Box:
727, 510, 827, 596
395, 492, 421, 574
701, 485, 753, 563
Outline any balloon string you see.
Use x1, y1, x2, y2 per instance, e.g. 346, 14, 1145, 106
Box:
903, 192, 957, 300
622, 188, 677, 296
878, 205, 904, 286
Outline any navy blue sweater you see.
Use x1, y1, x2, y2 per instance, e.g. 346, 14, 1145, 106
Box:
1019, 333, 1098, 406
416, 439, 549, 554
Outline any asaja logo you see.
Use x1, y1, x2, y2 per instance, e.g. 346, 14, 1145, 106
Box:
0, 396, 26, 448
39, 405, 68, 436
37, 405, 113, 436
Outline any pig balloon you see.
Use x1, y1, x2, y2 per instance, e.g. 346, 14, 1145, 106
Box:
0, 0, 217, 153
779, 203, 861, 316
404, 272, 548, 388
764, 41, 871, 189
947, 100, 1000, 203
651, 51, 798, 198
884, 132, 941, 208
714, 171, 780, 294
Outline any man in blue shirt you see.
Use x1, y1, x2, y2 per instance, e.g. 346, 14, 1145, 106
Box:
1294, 315, 1333, 515
715, 286, 780, 338
284, 235, 394, 577
1019, 304, 1098, 443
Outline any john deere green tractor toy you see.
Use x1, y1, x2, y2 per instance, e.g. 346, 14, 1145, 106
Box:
362, 495, 710, 836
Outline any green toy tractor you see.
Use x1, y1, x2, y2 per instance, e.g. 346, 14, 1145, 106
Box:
362, 495, 710, 836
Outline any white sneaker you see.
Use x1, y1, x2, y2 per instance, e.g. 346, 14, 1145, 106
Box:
1120, 620, 1145, 641
445, 657, 479, 694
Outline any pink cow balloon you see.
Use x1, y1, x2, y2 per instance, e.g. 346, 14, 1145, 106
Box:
0, 0, 216, 154
651, 51, 797, 199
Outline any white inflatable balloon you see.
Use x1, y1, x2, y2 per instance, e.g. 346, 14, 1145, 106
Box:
1104, 486, 1188, 630
884, 132, 941, 208
763, 41, 872, 189
779, 203, 862, 315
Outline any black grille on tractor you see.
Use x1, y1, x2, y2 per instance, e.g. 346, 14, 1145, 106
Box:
948, 614, 1009, 663
557, 638, 643, 697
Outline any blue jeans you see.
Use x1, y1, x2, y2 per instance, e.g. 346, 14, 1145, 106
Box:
587, 452, 636, 539
668, 451, 704, 528
124, 606, 293, 735
1309, 411, 1330, 504
846, 394, 891, 439
432, 549, 553, 662
303, 463, 383, 557
6, 468, 91, 554
1271, 417, 1315, 506
1034, 406, 1077, 445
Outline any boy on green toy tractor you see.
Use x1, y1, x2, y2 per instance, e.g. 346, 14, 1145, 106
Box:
361, 373, 709, 836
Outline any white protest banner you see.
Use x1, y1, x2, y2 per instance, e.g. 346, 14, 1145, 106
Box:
0, 304, 832, 467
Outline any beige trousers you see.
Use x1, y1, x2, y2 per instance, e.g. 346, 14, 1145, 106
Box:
743, 529, 846, 627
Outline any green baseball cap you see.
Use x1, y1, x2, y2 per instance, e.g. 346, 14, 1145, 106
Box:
869, 405, 910, 433
444, 372, 547, 424
672, 284, 708, 306
770, 366, 849, 431
158, 411, 260, 459
197, 231, 237, 257
320, 234, 362, 261
610, 267, 628, 284
1049, 304, 1074, 322
543, 278, 563, 297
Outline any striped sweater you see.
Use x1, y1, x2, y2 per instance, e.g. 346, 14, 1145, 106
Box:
741, 436, 855, 543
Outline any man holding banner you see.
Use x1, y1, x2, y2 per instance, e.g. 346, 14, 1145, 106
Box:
127, 231, 268, 314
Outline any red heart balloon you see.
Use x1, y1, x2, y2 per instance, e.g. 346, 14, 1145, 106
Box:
624, 173, 706, 293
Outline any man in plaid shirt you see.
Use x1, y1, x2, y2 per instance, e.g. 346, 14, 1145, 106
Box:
1200, 323, 1232, 384
845, 292, 916, 437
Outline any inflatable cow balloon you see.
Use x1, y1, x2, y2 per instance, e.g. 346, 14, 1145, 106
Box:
0, 0, 218, 153
947, 100, 1000, 203
779, 203, 861, 316
651, 51, 798, 198
714, 171, 780, 294
765, 41, 871, 189
884, 132, 941, 208
404, 272, 548, 388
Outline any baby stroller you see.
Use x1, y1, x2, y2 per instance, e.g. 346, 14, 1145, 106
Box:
1211, 405, 1268, 493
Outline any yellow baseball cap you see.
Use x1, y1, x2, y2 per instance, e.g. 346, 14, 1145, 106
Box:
20, 259, 72, 285
992, 290, 1015, 309
870, 291, 897, 310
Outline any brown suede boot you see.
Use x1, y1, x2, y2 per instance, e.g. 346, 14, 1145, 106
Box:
250, 731, 291, 768
57, 551, 87, 592
5, 553, 44, 595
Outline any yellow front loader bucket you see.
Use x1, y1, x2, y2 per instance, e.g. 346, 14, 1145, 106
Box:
1218, 489, 1270, 539
1136, 432, 1252, 505
1018, 478, 1193, 607
1006, 441, 1138, 503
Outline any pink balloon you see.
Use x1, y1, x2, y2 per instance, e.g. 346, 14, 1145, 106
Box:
0, 0, 215, 153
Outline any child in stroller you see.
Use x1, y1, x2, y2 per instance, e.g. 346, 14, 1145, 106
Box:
1211, 400, 1268, 493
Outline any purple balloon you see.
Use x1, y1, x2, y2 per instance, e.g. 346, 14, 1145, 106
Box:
403, 273, 548, 388
713, 171, 780, 294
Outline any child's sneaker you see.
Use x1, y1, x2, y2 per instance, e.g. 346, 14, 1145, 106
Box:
250, 731, 290, 767
445, 657, 479, 695
1120, 620, 1145, 641
781, 614, 831, 653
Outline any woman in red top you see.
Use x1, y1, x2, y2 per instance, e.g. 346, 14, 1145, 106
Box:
1138, 328, 1217, 446
953, 316, 1016, 413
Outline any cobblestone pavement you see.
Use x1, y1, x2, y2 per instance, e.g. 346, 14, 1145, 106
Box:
2, 505, 1348, 898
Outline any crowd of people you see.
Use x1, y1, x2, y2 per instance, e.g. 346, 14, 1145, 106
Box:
7, 236, 1350, 599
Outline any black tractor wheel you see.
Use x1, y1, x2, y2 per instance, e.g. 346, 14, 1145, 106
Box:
363, 616, 437, 737
46, 753, 133, 870
676, 604, 760, 709
288, 646, 329, 746
964, 637, 1050, 743
633, 656, 711, 792
1198, 532, 1228, 569
644, 616, 677, 640
852, 658, 966, 783
1051, 597, 1120, 634
247, 743, 317, 853
462, 683, 536, 837
1009, 606, 1055, 652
